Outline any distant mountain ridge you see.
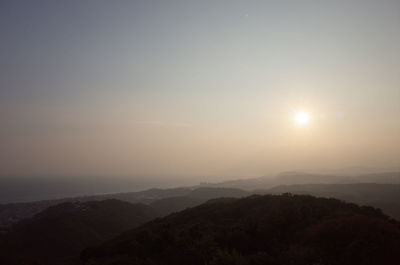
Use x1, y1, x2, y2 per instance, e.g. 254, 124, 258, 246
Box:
265, 183, 400, 219
0, 187, 249, 228
149, 187, 250, 216
205, 171, 400, 190
1, 172, 400, 228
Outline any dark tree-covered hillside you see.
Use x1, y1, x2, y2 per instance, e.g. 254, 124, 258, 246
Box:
0, 199, 158, 265
82, 194, 400, 265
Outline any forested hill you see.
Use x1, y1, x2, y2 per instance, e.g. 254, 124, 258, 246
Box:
0, 199, 158, 265
265, 183, 400, 219
82, 194, 400, 265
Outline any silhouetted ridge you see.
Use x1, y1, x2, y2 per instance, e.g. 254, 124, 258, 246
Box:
188, 187, 250, 199
266, 183, 400, 219
1, 199, 158, 265
149, 187, 249, 216
82, 194, 400, 265
2, 173, 400, 228
149, 196, 204, 216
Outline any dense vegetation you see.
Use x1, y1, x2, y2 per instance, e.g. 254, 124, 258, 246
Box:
82, 194, 400, 265
266, 183, 400, 219
0, 199, 158, 265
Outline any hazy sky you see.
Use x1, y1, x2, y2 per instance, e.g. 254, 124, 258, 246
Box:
1, 0, 399, 179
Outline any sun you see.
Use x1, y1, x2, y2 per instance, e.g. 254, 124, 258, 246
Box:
293, 111, 311, 126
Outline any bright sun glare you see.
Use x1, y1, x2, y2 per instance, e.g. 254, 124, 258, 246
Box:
293, 111, 311, 126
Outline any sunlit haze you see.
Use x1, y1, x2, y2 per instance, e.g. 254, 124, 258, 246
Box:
293, 111, 311, 127
1, 1, 399, 181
